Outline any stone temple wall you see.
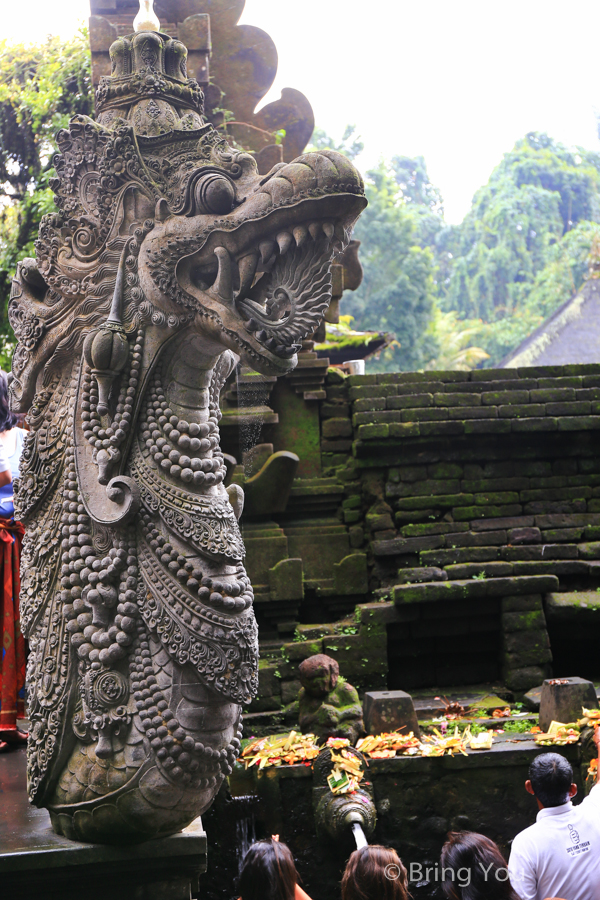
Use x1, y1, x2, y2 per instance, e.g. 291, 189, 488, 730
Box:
247, 363, 600, 717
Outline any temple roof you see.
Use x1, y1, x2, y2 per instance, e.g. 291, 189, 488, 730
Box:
501, 278, 600, 368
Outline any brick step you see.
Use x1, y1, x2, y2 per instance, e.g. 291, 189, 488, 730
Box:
397, 520, 600, 544
443, 560, 591, 580
356, 417, 600, 443
418, 544, 583, 567
392, 574, 559, 605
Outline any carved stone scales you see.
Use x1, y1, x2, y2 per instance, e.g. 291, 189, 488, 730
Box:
9, 26, 365, 842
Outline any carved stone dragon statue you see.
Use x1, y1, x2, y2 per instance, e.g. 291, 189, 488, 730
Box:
9, 27, 365, 843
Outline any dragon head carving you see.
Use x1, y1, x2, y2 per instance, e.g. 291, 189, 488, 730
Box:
9, 28, 365, 844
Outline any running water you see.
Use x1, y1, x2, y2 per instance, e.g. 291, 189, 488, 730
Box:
234, 795, 258, 870
236, 365, 269, 466
351, 821, 368, 850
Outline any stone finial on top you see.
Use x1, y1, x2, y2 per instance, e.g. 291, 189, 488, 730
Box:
95, 24, 205, 136
133, 0, 161, 33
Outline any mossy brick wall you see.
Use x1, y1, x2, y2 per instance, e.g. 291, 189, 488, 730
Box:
318, 364, 600, 692
250, 365, 600, 712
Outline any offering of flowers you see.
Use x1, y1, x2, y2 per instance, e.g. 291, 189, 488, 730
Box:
579, 707, 600, 727
421, 726, 469, 757
468, 730, 494, 750
239, 731, 320, 769
534, 720, 580, 746
327, 748, 364, 794
324, 737, 351, 750
356, 732, 421, 759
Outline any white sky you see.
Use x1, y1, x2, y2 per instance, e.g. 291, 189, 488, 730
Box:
3, 0, 600, 223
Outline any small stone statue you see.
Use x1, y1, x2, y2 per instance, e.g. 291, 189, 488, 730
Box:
297, 654, 364, 744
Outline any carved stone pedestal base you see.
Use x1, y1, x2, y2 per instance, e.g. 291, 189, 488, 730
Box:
0, 749, 206, 900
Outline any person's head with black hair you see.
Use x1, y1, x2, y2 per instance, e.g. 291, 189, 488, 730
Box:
440, 832, 520, 900
526, 752, 577, 809
0, 371, 16, 433
238, 839, 300, 900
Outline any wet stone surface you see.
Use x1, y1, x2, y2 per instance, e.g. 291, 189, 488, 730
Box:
0, 749, 206, 900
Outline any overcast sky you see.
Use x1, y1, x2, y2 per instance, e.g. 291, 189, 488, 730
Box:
4, 0, 600, 222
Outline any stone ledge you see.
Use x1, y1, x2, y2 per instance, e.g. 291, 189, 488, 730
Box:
391, 574, 559, 605
372, 535, 445, 556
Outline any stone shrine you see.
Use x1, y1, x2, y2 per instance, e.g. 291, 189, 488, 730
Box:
8, 15, 365, 842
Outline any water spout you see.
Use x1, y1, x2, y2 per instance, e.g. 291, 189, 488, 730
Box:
313, 747, 377, 845
351, 821, 368, 850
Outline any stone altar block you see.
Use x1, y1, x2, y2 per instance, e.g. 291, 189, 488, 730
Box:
363, 690, 421, 738
539, 677, 598, 732
0, 749, 206, 899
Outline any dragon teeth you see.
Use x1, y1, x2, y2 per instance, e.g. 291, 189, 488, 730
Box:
323, 222, 334, 241
212, 247, 233, 301
237, 251, 259, 298
293, 225, 308, 247
308, 222, 322, 241
259, 240, 276, 264
276, 232, 293, 255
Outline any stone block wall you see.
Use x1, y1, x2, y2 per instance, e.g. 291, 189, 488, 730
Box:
245, 364, 600, 712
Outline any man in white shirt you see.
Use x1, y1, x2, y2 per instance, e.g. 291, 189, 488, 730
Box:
508, 735, 600, 900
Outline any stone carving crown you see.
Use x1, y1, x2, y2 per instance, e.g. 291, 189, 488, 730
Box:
95, 30, 204, 136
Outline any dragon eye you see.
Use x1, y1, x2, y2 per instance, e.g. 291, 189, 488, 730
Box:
194, 173, 235, 215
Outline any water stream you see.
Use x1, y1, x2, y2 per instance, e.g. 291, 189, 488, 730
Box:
233, 795, 259, 870
236, 365, 269, 467
351, 821, 368, 850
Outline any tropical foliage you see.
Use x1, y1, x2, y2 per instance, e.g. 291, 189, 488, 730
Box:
0, 29, 93, 367
312, 128, 600, 370
1, 32, 600, 374
437, 133, 600, 364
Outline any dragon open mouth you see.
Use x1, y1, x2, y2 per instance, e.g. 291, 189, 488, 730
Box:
181, 217, 346, 360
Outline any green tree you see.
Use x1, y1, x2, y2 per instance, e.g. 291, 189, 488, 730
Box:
0, 30, 93, 366
391, 155, 443, 212
307, 124, 364, 161
440, 132, 600, 365
342, 158, 441, 371
424, 309, 489, 371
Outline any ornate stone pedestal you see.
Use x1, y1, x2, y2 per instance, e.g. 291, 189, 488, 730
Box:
0, 749, 206, 900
